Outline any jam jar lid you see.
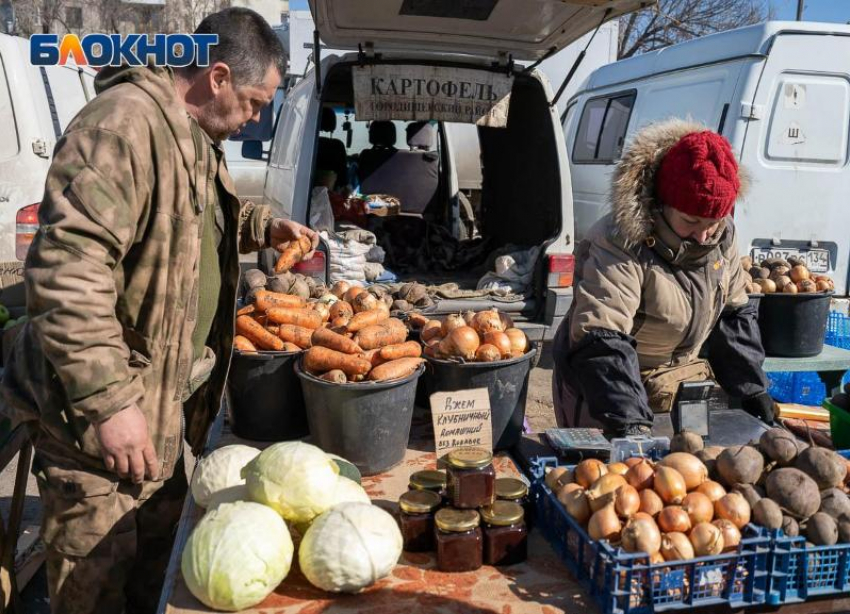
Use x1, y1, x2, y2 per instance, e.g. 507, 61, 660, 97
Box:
399, 490, 442, 514
435, 508, 481, 532
480, 500, 525, 526
495, 477, 529, 500
409, 470, 447, 491
446, 447, 493, 469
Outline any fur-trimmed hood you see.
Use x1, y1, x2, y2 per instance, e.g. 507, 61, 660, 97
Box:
610, 119, 749, 247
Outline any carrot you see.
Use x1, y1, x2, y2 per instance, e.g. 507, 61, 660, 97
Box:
266, 307, 322, 329
354, 323, 407, 351
233, 335, 257, 353
408, 312, 429, 329
254, 290, 305, 311
282, 342, 302, 352
253, 313, 268, 326
346, 308, 390, 333
274, 235, 314, 274
380, 341, 422, 361
237, 304, 256, 316
312, 327, 362, 354
304, 346, 372, 377
331, 315, 351, 329
384, 318, 406, 332
319, 370, 347, 384
368, 357, 425, 382
329, 301, 354, 320
360, 348, 387, 368
277, 324, 314, 349
266, 325, 280, 336
236, 315, 285, 351
343, 286, 367, 304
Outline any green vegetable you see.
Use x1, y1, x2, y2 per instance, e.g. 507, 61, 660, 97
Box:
190, 444, 260, 508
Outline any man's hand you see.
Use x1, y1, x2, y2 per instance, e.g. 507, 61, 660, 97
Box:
741, 391, 777, 425
269, 219, 319, 256
95, 404, 159, 484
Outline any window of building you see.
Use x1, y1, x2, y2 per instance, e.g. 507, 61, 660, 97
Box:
66, 6, 83, 30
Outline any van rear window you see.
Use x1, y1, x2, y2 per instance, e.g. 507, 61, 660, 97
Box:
0, 54, 19, 161
573, 92, 635, 164
400, 0, 498, 21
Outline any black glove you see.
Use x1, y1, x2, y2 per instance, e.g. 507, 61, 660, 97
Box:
604, 423, 652, 440
741, 391, 777, 424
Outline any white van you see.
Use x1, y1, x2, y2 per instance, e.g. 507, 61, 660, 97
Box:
0, 34, 96, 312
262, 0, 643, 341
564, 21, 850, 295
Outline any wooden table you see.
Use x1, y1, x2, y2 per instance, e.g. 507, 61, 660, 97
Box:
157, 412, 592, 614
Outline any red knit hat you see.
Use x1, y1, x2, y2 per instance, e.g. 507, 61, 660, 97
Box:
655, 131, 740, 219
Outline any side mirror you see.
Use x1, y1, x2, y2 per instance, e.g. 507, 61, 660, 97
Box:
242, 140, 266, 161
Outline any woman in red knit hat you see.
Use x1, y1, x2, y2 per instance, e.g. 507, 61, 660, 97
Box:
552, 119, 773, 437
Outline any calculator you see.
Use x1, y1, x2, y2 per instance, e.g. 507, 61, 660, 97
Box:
545, 428, 612, 461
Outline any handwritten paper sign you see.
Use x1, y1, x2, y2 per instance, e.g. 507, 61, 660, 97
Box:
430, 388, 492, 458
353, 64, 513, 127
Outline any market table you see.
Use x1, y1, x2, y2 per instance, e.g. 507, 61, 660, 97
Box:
157, 410, 593, 614
763, 344, 850, 392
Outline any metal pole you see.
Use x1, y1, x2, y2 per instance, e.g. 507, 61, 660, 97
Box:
797, 0, 804, 21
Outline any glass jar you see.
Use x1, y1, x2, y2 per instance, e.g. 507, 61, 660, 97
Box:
408, 469, 448, 502
481, 501, 528, 566
435, 508, 483, 572
445, 448, 495, 509
398, 490, 442, 553
495, 477, 534, 531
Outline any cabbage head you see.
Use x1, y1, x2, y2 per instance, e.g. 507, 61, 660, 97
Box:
181, 501, 293, 611
242, 441, 339, 523
191, 445, 260, 508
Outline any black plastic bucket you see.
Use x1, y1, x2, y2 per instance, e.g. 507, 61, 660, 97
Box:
295, 361, 424, 476
758, 293, 833, 357
226, 350, 309, 441
422, 343, 537, 451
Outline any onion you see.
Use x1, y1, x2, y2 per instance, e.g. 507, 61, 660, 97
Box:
575, 459, 608, 489
504, 328, 528, 354
661, 532, 695, 561
462, 310, 476, 326
621, 516, 662, 555
441, 314, 466, 337
639, 489, 664, 517
682, 492, 714, 525
483, 331, 512, 358
559, 487, 591, 524
626, 459, 655, 491
615, 484, 641, 518
690, 522, 725, 556
658, 507, 692, 533
654, 466, 687, 504
472, 310, 504, 335
624, 457, 645, 469
421, 320, 443, 342
696, 480, 727, 503
331, 280, 350, 298
556, 482, 583, 499
588, 504, 622, 542
714, 493, 751, 529
311, 302, 330, 322
713, 519, 742, 552
650, 551, 666, 564
352, 292, 378, 313
608, 463, 630, 476
343, 286, 366, 304
499, 311, 514, 330
439, 326, 480, 360
587, 474, 628, 512
475, 344, 502, 362
659, 453, 708, 491
545, 466, 572, 491
633, 511, 655, 522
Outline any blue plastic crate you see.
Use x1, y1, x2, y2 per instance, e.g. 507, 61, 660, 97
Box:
767, 371, 826, 406
530, 457, 773, 614
826, 312, 850, 350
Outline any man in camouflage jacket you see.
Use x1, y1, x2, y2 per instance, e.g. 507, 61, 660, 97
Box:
0, 9, 314, 613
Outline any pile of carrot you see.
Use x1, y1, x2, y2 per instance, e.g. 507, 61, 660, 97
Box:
233, 282, 424, 383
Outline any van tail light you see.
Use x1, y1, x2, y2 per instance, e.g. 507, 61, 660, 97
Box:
16, 203, 40, 261
547, 253, 574, 288
292, 250, 327, 282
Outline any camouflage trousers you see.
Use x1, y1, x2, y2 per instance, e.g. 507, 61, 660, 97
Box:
34, 446, 188, 614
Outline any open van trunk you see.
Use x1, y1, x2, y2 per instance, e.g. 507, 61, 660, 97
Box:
315, 60, 561, 323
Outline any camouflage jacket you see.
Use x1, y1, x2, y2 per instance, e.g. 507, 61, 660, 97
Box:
1, 65, 272, 480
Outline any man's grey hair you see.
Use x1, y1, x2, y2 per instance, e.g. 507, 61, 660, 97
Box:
190, 7, 286, 86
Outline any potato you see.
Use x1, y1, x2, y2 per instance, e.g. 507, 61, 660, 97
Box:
760, 428, 804, 466
754, 278, 777, 294
772, 275, 792, 289
782, 515, 800, 537
696, 446, 725, 479
787, 256, 804, 268
391, 299, 412, 313
770, 265, 791, 279
806, 512, 838, 546
795, 448, 847, 490
242, 268, 267, 291
670, 430, 705, 454
819, 488, 850, 522
753, 498, 783, 530
749, 266, 769, 280
766, 468, 821, 520
717, 445, 764, 487
839, 519, 850, 543
783, 282, 798, 294
763, 257, 791, 270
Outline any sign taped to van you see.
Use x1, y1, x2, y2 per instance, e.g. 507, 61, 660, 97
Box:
353, 65, 513, 127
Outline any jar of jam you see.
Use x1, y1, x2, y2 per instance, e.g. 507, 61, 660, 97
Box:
398, 490, 442, 552
435, 508, 483, 572
446, 448, 495, 509
481, 501, 528, 566
495, 477, 534, 531
408, 469, 447, 501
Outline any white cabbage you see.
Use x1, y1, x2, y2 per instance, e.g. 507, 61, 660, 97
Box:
190, 445, 260, 508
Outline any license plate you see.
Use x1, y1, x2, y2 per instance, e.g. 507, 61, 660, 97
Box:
751, 247, 830, 273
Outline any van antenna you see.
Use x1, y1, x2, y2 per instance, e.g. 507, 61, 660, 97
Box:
550, 8, 611, 110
